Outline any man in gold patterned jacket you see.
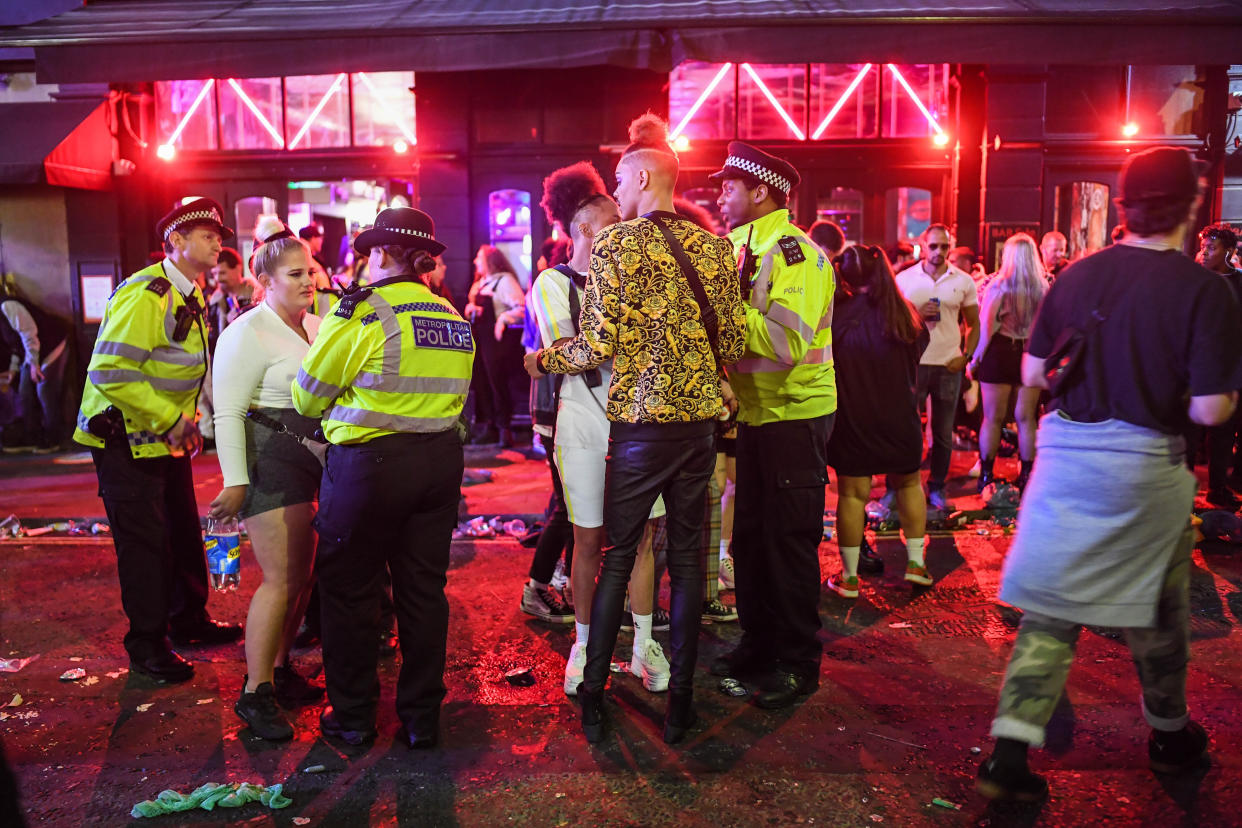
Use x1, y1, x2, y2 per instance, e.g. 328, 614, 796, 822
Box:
526, 113, 746, 746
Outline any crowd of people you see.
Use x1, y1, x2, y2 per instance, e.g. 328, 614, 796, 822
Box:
51, 106, 1242, 804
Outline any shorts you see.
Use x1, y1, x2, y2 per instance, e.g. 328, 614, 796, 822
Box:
976, 334, 1026, 386
240, 407, 322, 518
555, 442, 664, 528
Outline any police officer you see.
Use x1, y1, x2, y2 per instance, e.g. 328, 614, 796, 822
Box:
76, 198, 242, 684
709, 143, 837, 708
293, 207, 473, 749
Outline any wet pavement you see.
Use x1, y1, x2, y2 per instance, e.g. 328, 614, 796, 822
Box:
2, 444, 1240, 826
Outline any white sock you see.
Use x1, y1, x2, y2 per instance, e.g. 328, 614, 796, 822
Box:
906, 536, 926, 567
575, 621, 590, 646
632, 612, 653, 651
840, 545, 860, 579
719, 540, 731, 559
529, 578, 549, 590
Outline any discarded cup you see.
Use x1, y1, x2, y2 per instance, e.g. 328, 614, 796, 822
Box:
0, 515, 21, 537
504, 667, 535, 687
501, 519, 527, 537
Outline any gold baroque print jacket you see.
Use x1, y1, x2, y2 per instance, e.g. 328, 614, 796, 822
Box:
540, 212, 747, 423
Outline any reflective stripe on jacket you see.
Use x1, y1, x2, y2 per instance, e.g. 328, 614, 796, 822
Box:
727, 209, 837, 425
292, 279, 474, 445
74, 263, 208, 457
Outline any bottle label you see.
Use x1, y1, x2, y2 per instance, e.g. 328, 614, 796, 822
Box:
205, 533, 241, 575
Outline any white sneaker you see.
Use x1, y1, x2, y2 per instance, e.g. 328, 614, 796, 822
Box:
630, 638, 670, 693
718, 555, 736, 591
563, 640, 587, 696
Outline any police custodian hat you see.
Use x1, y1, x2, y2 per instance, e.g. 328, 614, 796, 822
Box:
353, 207, 446, 257
157, 197, 234, 241
709, 141, 801, 197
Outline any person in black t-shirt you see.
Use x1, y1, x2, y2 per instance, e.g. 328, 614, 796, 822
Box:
977, 147, 1242, 803
1195, 222, 1242, 507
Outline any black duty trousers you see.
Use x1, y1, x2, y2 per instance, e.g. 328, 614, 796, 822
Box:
582, 421, 716, 696
90, 446, 210, 660
732, 414, 834, 678
314, 430, 463, 734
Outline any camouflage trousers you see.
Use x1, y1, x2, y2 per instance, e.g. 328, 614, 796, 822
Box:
991, 529, 1193, 746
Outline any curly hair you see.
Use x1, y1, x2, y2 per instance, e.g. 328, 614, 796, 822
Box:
540, 162, 610, 233
673, 198, 717, 232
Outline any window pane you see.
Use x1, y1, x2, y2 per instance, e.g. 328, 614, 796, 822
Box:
1045, 66, 1122, 135
887, 187, 932, 243
352, 71, 416, 148
739, 63, 806, 141
489, 190, 532, 288
287, 74, 349, 150
810, 64, 878, 140
1129, 65, 1201, 136
1056, 182, 1111, 260
219, 77, 284, 150
155, 79, 218, 150
816, 187, 864, 243
884, 64, 948, 138
669, 61, 736, 140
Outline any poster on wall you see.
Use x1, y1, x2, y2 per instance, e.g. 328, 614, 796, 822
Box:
80, 274, 114, 324
984, 223, 1041, 273
1064, 181, 1110, 261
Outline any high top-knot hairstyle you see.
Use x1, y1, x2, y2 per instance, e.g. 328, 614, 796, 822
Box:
623, 112, 677, 158
540, 162, 611, 235
619, 112, 679, 188
250, 216, 307, 279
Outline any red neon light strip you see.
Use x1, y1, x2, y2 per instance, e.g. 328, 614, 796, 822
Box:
355, 72, 418, 145
289, 73, 346, 150
226, 79, 284, 147
886, 64, 945, 136
166, 79, 215, 146
669, 62, 733, 140
741, 63, 805, 141
810, 63, 872, 140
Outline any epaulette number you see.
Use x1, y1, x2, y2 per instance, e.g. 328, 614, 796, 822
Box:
145, 277, 172, 297
334, 287, 374, 319
778, 236, 805, 266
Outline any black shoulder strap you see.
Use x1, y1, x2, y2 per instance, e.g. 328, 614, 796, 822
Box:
647, 215, 722, 373
334, 284, 373, 319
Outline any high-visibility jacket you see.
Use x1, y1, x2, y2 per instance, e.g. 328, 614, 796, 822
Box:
292, 277, 474, 445
727, 208, 836, 425
74, 263, 209, 458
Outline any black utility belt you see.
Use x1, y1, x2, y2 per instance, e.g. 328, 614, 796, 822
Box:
246, 410, 326, 444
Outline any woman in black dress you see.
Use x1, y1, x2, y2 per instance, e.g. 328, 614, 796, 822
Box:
824, 245, 930, 598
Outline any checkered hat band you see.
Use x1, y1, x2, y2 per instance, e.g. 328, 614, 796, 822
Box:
724, 156, 791, 195
164, 209, 222, 238
380, 226, 433, 240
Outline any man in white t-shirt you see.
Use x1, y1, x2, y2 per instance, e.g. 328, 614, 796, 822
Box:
894, 223, 980, 509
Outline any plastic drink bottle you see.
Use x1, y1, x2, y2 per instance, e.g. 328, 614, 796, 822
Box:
205, 516, 241, 590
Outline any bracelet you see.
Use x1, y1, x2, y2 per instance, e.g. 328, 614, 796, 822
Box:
535, 351, 548, 375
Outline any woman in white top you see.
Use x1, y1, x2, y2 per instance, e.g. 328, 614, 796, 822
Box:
968, 233, 1048, 493
208, 217, 323, 740
464, 245, 526, 446
530, 164, 669, 698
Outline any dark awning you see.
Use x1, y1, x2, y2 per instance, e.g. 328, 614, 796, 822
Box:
0, 0, 1240, 83
0, 99, 113, 189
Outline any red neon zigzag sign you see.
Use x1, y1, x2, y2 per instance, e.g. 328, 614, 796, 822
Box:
163, 74, 417, 150
671, 63, 945, 141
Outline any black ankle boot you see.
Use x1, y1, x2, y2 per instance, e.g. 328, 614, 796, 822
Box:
664, 691, 697, 744
579, 687, 606, 744
1015, 460, 1034, 492
977, 457, 996, 493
